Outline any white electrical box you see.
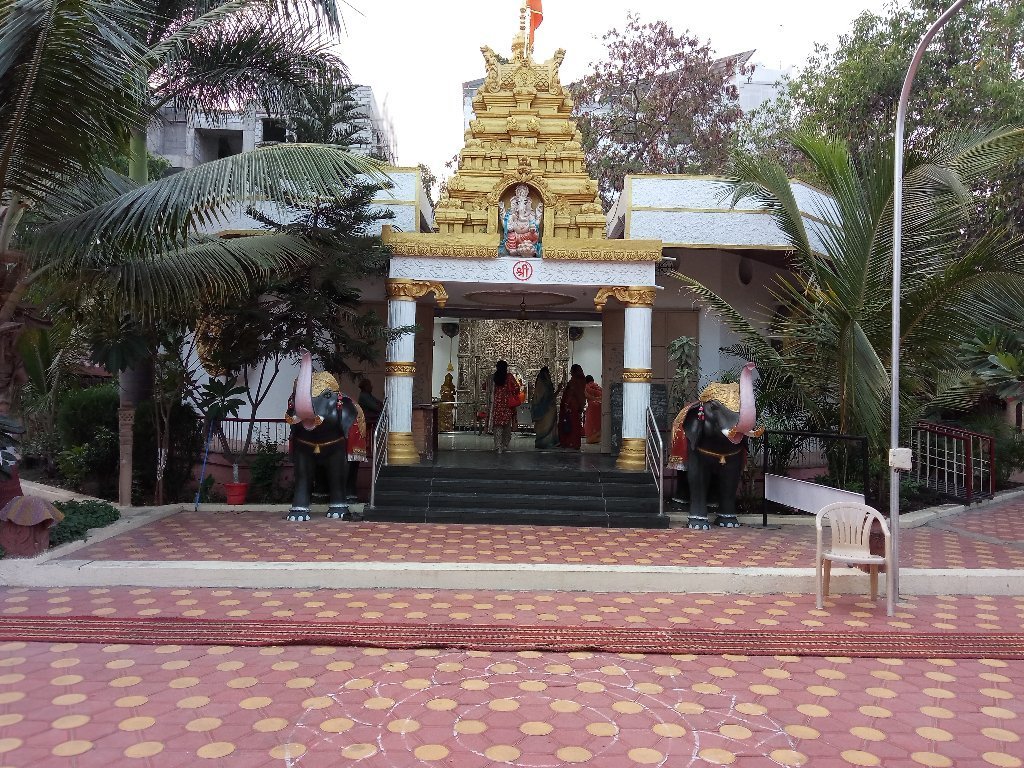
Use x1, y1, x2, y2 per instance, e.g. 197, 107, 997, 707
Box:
889, 447, 913, 471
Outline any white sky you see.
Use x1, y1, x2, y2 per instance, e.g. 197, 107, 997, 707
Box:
337, 0, 889, 182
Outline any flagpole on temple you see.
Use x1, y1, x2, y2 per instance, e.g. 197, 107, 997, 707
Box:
520, 1, 529, 58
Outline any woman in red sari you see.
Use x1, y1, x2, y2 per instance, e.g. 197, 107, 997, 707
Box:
558, 364, 587, 449
583, 375, 602, 445
485, 360, 521, 453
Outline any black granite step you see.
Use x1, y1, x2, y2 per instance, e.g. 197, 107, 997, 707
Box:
366, 455, 667, 529
365, 507, 667, 528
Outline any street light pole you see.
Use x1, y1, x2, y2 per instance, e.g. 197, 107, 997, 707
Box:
890, 0, 969, 611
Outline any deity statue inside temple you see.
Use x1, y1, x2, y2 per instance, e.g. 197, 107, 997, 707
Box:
499, 184, 543, 258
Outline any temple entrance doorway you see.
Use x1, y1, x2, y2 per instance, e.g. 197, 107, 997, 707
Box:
430, 315, 603, 454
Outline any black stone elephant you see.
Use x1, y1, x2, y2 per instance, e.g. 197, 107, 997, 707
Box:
285, 349, 366, 522
668, 362, 762, 529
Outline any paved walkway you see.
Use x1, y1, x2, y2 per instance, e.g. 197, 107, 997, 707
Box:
0, 587, 1022, 767
62, 498, 1024, 571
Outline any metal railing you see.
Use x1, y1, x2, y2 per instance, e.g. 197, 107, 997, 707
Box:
369, 398, 389, 509
645, 407, 665, 519
211, 418, 289, 454
912, 421, 995, 504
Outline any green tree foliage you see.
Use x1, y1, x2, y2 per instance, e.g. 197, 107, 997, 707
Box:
285, 74, 367, 147
742, 0, 1024, 229
570, 15, 746, 209
0, 0, 381, 422
670, 128, 1024, 471
203, 180, 395, 380
959, 328, 1024, 401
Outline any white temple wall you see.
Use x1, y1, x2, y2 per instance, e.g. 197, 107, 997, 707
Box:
570, 322, 602, 385
654, 249, 786, 384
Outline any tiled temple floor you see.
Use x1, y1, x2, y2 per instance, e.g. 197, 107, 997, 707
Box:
1, 588, 1023, 767
64, 499, 1024, 570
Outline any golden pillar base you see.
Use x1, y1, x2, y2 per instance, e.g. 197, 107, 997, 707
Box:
386, 431, 419, 465
616, 437, 647, 472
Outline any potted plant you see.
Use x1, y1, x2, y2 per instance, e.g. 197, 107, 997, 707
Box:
196, 379, 249, 504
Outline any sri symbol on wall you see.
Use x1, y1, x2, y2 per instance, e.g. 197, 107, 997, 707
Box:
499, 184, 543, 258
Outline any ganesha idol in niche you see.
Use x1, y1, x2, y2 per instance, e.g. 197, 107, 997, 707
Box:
499, 184, 543, 258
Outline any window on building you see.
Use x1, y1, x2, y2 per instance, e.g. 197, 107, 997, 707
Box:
262, 119, 287, 143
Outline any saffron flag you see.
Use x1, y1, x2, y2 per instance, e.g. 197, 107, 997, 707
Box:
527, 0, 543, 47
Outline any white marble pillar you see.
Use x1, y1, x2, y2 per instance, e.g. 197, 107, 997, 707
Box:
384, 279, 447, 464
594, 286, 656, 472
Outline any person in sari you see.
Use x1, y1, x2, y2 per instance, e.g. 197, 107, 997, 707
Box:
584, 375, 603, 445
485, 360, 521, 453
558, 364, 587, 449
530, 366, 561, 449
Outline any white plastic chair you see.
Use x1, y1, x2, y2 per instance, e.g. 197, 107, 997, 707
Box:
815, 502, 894, 616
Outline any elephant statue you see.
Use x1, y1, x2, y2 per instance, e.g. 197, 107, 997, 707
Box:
284, 349, 367, 522
668, 362, 763, 529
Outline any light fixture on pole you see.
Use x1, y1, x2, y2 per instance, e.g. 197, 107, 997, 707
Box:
889, 0, 968, 615
518, 295, 528, 320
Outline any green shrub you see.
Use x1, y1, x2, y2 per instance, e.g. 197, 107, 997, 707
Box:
56, 384, 119, 447
249, 442, 287, 502
55, 426, 118, 494
53, 385, 119, 493
50, 500, 120, 548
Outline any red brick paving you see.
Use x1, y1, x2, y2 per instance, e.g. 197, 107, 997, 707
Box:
1, 587, 1024, 767
62, 503, 1024, 570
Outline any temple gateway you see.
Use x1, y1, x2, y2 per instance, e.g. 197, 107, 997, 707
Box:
369, 14, 826, 479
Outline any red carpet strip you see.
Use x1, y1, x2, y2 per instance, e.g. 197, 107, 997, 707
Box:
2, 615, 1024, 658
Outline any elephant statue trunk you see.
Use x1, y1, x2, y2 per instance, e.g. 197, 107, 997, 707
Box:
726, 362, 757, 443
293, 350, 321, 430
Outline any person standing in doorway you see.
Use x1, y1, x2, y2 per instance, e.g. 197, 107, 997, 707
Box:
584, 375, 603, 445
485, 360, 520, 453
559, 363, 587, 449
530, 366, 562, 449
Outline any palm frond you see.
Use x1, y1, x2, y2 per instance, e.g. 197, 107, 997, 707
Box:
27, 143, 384, 266
151, 12, 343, 116
727, 150, 816, 273
0, 0, 148, 202
69, 231, 322, 319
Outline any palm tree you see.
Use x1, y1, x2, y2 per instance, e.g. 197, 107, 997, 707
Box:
0, 0, 379, 501
669, 128, 1024, 479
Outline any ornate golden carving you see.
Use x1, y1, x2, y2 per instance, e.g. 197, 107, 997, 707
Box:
387, 432, 419, 465
617, 438, 647, 472
385, 362, 416, 377
544, 246, 662, 262
622, 368, 653, 383
455, 318, 569, 429
385, 278, 448, 308
594, 286, 657, 310
418, 25, 661, 248
438, 372, 456, 433
383, 228, 499, 260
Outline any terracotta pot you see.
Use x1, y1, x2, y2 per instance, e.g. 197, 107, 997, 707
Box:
223, 482, 249, 505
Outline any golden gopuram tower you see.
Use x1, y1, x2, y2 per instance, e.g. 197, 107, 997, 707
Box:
382, 6, 661, 472
382, 10, 661, 263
